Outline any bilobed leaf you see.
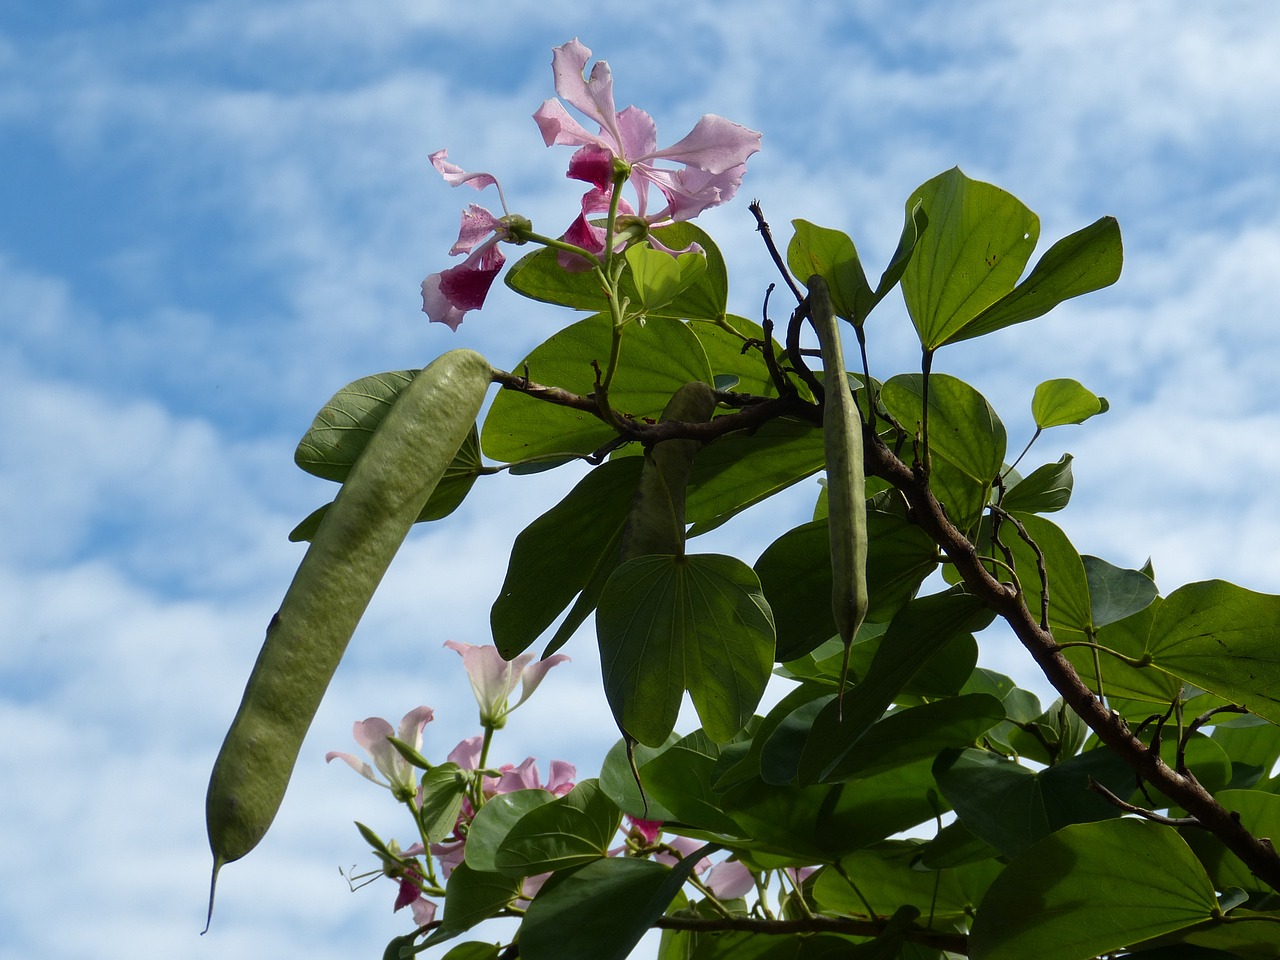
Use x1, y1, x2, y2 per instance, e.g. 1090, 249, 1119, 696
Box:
494, 780, 621, 877
1145, 580, 1280, 724
933, 746, 1135, 859
900, 167, 1040, 350
520, 849, 713, 960
481, 312, 711, 462
1031, 378, 1109, 429
597, 554, 775, 746
1082, 554, 1158, 628
626, 245, 707, 312
969, 819, 1218, 960
490, 457, 642, 658
949, 216, 1124, 345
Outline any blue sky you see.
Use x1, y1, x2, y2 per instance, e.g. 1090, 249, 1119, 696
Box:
3, 2, 1280, 957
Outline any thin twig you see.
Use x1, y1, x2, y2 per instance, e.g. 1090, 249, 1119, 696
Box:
748, 200, 804, 302
1087, 776, 1204, 827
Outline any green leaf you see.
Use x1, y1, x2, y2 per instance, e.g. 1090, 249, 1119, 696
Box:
504, 221, 728, 321
797, 589, 995, 783
969, 819, 1218, 960
1146, 580, 1280, 724
824, 693, 1006, 781
689, 315, 783, 400
289, 424, 486, 541
440, 944, 500, 960
933, 746, 1135, 859
787, 220, 873, 324
597, 554, 775, 746
494, 780, 622, 877
626, 245, 708, 312
630, 730, 746, 836
598, 733, 682, 823
813, 840, 1001, 926
755, 511, 937, 661
1003, 513, 1093, 636
490, 457, 642, 658
429, 862, 521, 944
520, 850, 712, 960
418, 762, 468, 844
1000, 454, 1073, 514
685, 417, 826, 532
950, 216, 1124, 345
1031, 378, 1109, 429
481, 312, 711, 462
463, 790, 555, 874
900, 167, 1040, 350
1064, 597, 1182, 704
1083, 554, 1158, 628
295, 370, 415, 481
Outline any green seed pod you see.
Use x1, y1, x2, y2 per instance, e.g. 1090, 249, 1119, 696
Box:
808, 275, 869, 708
619, 380, 718, 561
203, 349, 491, 930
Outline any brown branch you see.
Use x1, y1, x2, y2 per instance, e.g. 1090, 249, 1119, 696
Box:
653, 914, 967, 954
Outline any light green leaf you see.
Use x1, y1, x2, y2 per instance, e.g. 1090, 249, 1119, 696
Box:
949, 215, 1124, 345
481, 312, 711, 462
1082, 554, 1158, 628
1146, 580, 1280, 724
900, 167, 1040, 350
689, 315, 783, 400
295, 370, 415, 481
626, 245, 707, 312
597, 554, 775, 746
494, 780, 622, 877
969, 819, 1218, 960
1031, 378, 1109, 429
418, 762, 468, 844
787, 220, 873, 324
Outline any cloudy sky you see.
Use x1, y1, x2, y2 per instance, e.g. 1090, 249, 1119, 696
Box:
3, 2, 1279, 957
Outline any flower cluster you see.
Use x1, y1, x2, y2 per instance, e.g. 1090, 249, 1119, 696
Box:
420, 37, 760, 328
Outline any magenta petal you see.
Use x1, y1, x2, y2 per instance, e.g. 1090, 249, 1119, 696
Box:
437, 259, 502, 312
649, 115, 762, 175
566, 145, 615, 190
394, 873, 422, 911
628, 817, 663, 844
451, 204, 505, 255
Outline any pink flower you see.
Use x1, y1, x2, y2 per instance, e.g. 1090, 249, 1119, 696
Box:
325, 706, 434, 800
492, 756, 577, 797
444, 640, 569, 728
533, 39, 760, 245
420, 151, 515, 330
704, 859, 754, 899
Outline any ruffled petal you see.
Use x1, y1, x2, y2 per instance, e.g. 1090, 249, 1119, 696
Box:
429, 149, 501, 191
533, 98, 603, 149
646, 115, 762, 175
450, 204, 505, 256
549, 39, 618, 137
420, 274, 467, 331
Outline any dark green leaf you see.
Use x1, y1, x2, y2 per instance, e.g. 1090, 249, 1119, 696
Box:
597, 554, 775, 746
968, 819, 1218, 960
463, 790, 555, 874
440, 944, 500, 960
950, 216, 1124, 345
520, 849, 713, 960
1083, 554, 1158, 628
494, 780, 622, 877
418, 762, 468, 844
690, 315, 783, 400
933, 746, 1135, 859
428, 862, 521, 944
490, 457, 642, 658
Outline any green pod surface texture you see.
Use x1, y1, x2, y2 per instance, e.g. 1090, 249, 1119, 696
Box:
809, 276, 869, 656
619, 380, 719, 560
204, 348, 491, 926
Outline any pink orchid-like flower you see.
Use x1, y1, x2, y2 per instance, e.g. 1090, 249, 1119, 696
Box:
533, 38, 761, 259
420, 150, 517, 330
444, 640, 569, 728
325, 706, 434, 800
704, 859, 755, 899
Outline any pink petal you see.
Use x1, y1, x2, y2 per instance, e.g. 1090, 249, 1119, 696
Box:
512, 653, 570, 709
396, 706, 435, 751
566, 145, 615, 190
409, 897, 437, 926
493, 757, 541, 794
429, 149, 500, 192
533, 98, 602, 149
545, 759, 577, 796
450, 204, 505, 256
614, 106, 658, 164
394, 871, 423, 911
421, 274, 467, 330
429, 839, 466, 880
647, 115, 762, 175
548, 39, 618, 137
447, 735, 484, 771
436, 256, 503, 312
705, 860, 755, 900
324, 750, 379, 784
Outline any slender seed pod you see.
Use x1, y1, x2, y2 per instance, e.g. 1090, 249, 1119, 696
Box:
203, 349, 491, 930
618, 380, 718, 562
808, 275, 869, 713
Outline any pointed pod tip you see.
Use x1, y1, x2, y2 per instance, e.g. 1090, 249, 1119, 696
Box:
202, 855, 226, 935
